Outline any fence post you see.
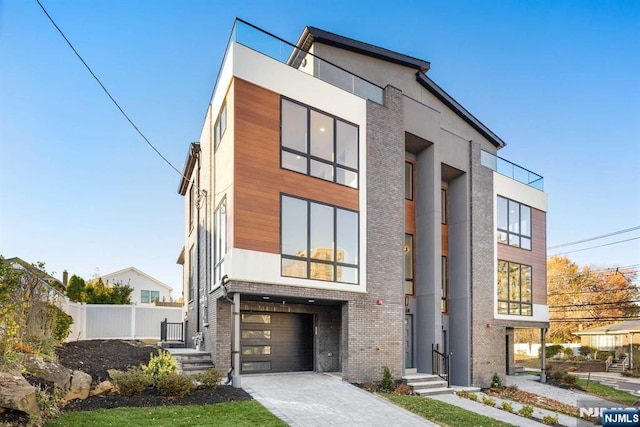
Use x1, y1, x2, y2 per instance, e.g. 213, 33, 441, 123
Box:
131, 305, 136, 340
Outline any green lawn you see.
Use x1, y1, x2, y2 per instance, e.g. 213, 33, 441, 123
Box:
46, 401, 286, 427
577, 379, 639, 405
383, 394, 517, 427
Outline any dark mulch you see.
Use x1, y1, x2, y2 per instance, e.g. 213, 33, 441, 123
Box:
0, 340, 252, 425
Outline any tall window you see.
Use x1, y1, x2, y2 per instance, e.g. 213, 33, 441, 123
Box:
441, 256, 448, 313
188, 245, 195, 301
404, 234, 414, 295
441, 188, 447, 224
189, 183, 195, 231
497, 260, 532, 316
281, 195, 359, 284
214, 101, 227, 149
214, 197, 227, 285
281, 98, 359, 188
405, 162, 413, 200
497, 196, 531, 250
141, 290, 160, 304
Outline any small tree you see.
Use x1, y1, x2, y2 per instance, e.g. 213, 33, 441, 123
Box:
381, 365, 395, 392
83, 278, 133, 304
65, 274, 86, 302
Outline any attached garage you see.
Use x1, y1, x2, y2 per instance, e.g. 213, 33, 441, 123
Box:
240, 311, 314, 373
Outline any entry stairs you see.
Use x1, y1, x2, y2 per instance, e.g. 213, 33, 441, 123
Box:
607, 355, 629, 373
402, 373, 456, 396
165, 348, 215, 376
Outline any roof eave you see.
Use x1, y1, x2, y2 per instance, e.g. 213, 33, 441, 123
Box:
416, 72, 506, 148
177, 142, 201, 195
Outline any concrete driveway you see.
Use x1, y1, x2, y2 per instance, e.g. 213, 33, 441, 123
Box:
242, 372, 435, 426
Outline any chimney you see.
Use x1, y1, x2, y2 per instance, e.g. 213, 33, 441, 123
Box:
62, 270, 68, 287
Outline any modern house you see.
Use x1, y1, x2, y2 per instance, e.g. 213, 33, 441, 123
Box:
177, 19, 549, 387
99, 267, 174, 305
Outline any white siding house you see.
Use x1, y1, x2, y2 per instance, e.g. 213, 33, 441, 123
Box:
100, 267, 174, 305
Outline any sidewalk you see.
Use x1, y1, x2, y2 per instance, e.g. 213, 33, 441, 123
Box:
572, 371, 640, 396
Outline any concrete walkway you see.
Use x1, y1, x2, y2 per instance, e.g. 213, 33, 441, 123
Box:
242, 372, 436, 426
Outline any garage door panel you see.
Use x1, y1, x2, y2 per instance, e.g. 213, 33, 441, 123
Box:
240, 312, 313, 373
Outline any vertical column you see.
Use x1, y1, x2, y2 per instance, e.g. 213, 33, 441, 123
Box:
232, 292, 241, 388
540, 327, 547, 383
415, 144, 442, 374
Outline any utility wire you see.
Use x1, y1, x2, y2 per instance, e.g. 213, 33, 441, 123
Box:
548, 225, 640, 250
36, 0, 184, 178
548, 286, 640, 297
551, 237, 640, 256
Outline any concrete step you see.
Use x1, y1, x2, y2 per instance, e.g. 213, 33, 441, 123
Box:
415, 387, 455, 396
402, 373, 441, 381
407, 380, 449, 389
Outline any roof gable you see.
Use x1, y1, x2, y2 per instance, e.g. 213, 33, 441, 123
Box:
99, 267, 173, 292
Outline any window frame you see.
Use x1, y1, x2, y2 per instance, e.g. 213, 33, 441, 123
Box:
405, 162, 413, 201
213, 197, 227, 288
188, 245, 195, 302
497, 196, 532, 250
280, 97, 359, 189
280, 193, 359, 284
214, 101, 227, 149
497, 260, 533, 316
441, 256, 448, 313
189, 183, 195, 232
404, 234, 414, 295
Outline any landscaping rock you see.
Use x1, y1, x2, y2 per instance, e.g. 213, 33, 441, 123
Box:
63, 370, 92, 402
22, 354, 72, 391
0, 373, 40, 418
90, 380, 115, 397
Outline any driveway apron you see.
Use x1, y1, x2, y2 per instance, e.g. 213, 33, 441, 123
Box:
242, 372, 435, 426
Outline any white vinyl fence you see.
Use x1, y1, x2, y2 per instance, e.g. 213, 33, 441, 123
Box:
59, 298, 183, 341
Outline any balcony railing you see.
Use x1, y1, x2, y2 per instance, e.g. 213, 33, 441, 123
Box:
481, 150, 544, 191
229, 19, 384, 104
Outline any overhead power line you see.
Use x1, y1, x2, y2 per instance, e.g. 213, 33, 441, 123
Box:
548, 225, 640, 250
36, 0, 184, 178
551, 237, 640, 256
549, 316, 640, 323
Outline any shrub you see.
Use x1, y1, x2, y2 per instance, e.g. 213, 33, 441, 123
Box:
156, 372, 195, 397
393, 384, 411, 395
12, 342, 40, 355
542, 414, 559, 425
110, 367, 152, 397
142, 350, 177, 384
563, 347, 574, 358
35, 386, 61, 420
482, 396, 496, 407
501, 401, 513, 412
490, 373, 503, 389
540, 344, 563, 359
24, 336, 58, 357
579, 345, 594, 356
519, 404, 534, 418
456, 390, 469, 398
194, 368, 223, 389
53, 307, 73, 341
468, 392, 478, 401
363, 381, 377, 392
381, 366, 395, 392
562, 373, 577, 385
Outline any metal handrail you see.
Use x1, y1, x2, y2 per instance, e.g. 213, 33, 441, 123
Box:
160, 318, 184, 342
432, 343, 451, 387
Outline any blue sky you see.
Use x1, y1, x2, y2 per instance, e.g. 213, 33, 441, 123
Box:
1, 0, 638, 296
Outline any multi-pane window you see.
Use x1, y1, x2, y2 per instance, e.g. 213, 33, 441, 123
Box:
281, 98, 359, 188
404, 234, 414, 295
281, 195, 359, 284
214, 101, 227, 149
441, 188, 447, 224
405, 162, 413, 200
214, 197, 227, 285
141, 290, 160, 304
497, 196, 531, 250
189, 183, 196, 231
441, 256, 448, 313
497, 260, 532, 316
188, 245, 195, 301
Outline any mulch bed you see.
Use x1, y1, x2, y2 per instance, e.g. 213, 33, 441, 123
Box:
1, 340, 251, 425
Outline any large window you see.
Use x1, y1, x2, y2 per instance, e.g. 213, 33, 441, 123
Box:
441, 256, 448, 313
405, 162, 413, 200
281, 195, 359, 284
189, 183, 195, 231
405, 234, 414, 295
214, 101, 227, 149
141, 290, 160, 304
281, 98, 359, 188
497, 196, 531, 250
497, 260, 532, 316
214, 197, 227, 285
188, 245, 195, 301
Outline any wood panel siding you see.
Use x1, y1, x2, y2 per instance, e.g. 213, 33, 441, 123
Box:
234, 78, 359, 254
497, 208, 547, 305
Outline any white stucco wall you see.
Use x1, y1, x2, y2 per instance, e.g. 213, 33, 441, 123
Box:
100, 268, 173, 305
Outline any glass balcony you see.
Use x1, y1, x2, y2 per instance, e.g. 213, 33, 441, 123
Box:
481, 150, 544, 191
229, 19, 384, 104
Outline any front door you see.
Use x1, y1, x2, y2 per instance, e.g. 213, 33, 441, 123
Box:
405, 315, 414, 368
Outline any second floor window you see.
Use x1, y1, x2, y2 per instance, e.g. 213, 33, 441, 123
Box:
404, 234, 414, 295
497, 260, 532, 316
281, 194, 359, 284
214, 101, 227, 149
141, 290, 160, 304
214, 197, 227, 285
280, 98, 359, 188
188, 245, 195, 301
497, 196, 531, 250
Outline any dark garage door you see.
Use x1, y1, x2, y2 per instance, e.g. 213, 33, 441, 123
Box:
240, 312, 313, 373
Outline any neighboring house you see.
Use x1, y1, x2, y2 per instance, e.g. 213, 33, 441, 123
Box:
5, 256, 66, 302
99, 267, 174, 305
574, 320, 640, 351
177, 19, 548, 387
